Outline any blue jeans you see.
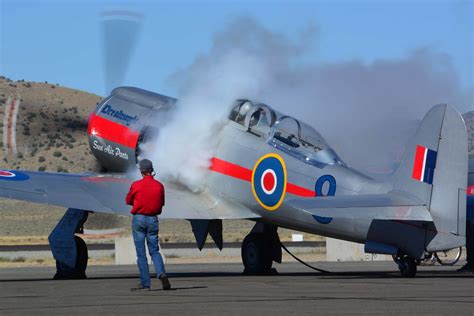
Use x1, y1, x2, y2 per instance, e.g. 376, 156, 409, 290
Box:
132, 214, 166, 287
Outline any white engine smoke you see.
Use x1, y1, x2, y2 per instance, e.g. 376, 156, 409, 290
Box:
141, 16, 471, 190
141, 49, 269, 191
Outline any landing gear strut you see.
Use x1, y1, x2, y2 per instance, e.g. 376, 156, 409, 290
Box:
53, 236, 88, 279
48, 209, 90, 280
241, 223, 281, 275
393, 254, 418, 278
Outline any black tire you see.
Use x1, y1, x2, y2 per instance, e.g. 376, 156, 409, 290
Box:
53, 236, 88, 280
397, 256, 417, 278
241, 233, 272, 275
434, 247, 462, 266
74, 236, 88, 278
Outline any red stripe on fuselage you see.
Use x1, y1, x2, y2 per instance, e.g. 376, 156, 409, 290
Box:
209, 157, 316, 197
88, 112, 139, 148
209, 157, 252, 182
287, 183, 316, 197
412, 145, 425, 180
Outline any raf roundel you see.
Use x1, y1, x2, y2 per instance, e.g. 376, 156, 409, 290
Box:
0, 171, 16, 178
0, 170, 29, 181
251, 153, 287, 211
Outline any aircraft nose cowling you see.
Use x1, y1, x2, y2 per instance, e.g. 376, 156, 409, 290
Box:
87, 86, 176, 172
87, 111, 141, 172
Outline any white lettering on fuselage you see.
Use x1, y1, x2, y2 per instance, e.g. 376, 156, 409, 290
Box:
115, 147, 128, 159
93, 140, 129, 160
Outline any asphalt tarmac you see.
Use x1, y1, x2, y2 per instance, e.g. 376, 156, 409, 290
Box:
0, 262, 473, 315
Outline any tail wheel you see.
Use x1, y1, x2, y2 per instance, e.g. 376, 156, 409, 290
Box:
434, 247, 462, 266
395, 255, 417, 278
241, 233, 272, 275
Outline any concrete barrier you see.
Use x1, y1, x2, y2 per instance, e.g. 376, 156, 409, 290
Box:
116, 236, 392, 264
115, 236, 326, 265
115, 236, 166, 265
326, 238, 391, 261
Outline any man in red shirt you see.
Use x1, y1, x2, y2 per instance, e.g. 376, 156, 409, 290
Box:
126, 159, 170, 291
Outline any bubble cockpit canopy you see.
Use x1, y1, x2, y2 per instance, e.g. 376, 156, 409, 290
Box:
228, 100, 344, 167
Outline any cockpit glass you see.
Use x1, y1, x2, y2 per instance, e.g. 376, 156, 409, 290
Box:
269, 117, 344, 167
229, 101, 276, 137
273, 117, 301, 148
299, 121, 327, 152
228, 99, 344, 166
228, 100, 253, 126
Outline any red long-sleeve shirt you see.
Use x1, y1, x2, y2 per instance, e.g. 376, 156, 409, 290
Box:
126, 175, 165, 216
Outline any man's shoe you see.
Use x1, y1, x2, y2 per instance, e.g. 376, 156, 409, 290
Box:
457, 263, 474, 272
131, 284, 151, 291
160, 275, 171, 290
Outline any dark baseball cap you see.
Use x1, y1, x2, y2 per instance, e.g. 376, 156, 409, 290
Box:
138, 159, 153, 172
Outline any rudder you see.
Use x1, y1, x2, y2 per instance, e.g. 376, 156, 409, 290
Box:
391, 104, 467, 251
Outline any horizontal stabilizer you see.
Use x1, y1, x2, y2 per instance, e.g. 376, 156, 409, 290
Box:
286, 191, 433, 222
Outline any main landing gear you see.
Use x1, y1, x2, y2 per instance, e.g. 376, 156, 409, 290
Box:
241, 223, 282, 275
53, 236, 88, 280
48, 209, 90, 279
393, 254, 418, 278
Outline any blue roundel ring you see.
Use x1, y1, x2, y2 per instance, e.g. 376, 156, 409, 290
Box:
251, 153, 287, 211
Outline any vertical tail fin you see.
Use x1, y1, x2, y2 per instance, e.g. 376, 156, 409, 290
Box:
391, 104, 467, 251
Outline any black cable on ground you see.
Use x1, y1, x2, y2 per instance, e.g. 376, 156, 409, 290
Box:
280, 241, 332, 274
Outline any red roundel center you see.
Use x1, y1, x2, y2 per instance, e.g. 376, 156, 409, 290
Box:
263, 172, 275, 192
0, 171, 14, 177
468, 185, 474, 195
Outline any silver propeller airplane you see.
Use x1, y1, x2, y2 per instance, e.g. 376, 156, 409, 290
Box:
0, 87, 468, 278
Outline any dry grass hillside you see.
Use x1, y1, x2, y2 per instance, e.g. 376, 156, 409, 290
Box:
0, 76, 101, 173
0, 77, 131, 238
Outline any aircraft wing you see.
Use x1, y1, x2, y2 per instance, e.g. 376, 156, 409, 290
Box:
285, 191, 433, 222
0, 170, 258, 219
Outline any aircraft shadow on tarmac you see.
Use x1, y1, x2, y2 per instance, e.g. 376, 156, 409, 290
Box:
164, 269, 474, 280
303, 271, 474, 280
148, 286, 207, 291
1, 270, 473, 283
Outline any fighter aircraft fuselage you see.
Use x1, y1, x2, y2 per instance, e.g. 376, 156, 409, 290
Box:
86, 87, 466, 263
87, 87, 388, 243
207, 110, 389, 244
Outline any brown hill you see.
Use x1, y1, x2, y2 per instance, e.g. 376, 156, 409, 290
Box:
0, 76, 101, 173
0, 77, 125, 236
